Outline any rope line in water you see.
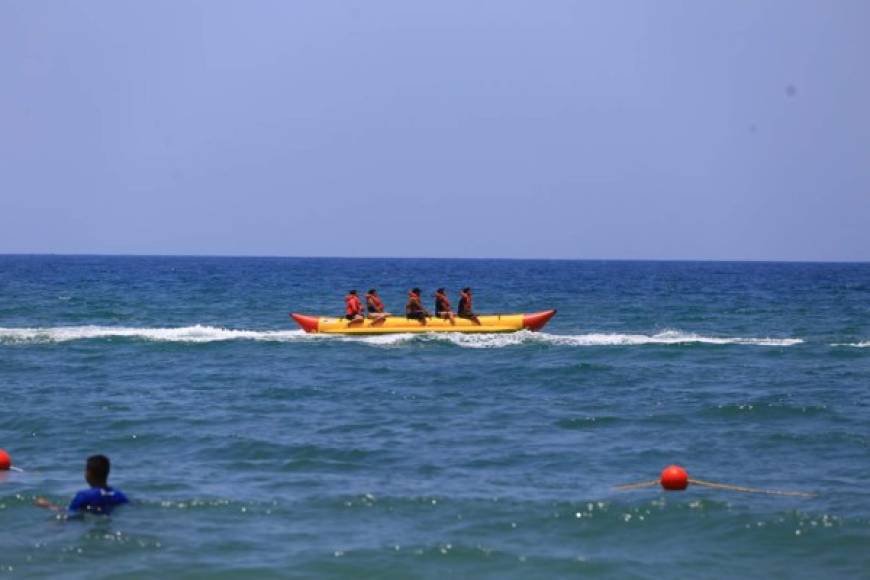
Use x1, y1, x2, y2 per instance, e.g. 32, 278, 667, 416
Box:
614, 480, 658, 491
614, 477, 815, 497
688, 478, 815, 497
614, 466, 814, 496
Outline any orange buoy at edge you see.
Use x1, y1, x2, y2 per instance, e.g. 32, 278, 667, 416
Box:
660, 464, 688, 490
0, 449, 11, 471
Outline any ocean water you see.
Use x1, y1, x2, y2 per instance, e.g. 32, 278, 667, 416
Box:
1, 256, 868, 579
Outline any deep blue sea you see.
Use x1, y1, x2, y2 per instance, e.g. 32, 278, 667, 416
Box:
1, 256, 868, 579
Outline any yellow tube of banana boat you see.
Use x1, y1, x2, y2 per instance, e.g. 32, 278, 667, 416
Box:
290, 310, 556, 335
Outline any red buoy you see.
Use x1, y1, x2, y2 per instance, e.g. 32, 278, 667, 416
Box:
0, 449, 11, 471
660, 464, 688, 490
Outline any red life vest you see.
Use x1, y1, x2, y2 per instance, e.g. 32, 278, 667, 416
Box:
458, 291, 472, 314
406, 292, 423, 314
367, 294, 384, 313
345, 294, 362, 316
435, 292, 450, 312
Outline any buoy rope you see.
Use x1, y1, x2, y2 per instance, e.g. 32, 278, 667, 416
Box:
688, 478, 815, 497
614, 480, 658, 491
614, 478, 814, 497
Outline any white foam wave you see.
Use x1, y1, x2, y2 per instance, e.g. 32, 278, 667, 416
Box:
0, 326, 803, 348
830, 341, 870, 348
0, 325, 312, 344
402, 330, 803, 349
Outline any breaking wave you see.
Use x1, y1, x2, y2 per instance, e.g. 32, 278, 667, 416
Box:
0, 326, 803, 348
0, 325, 310, 344
830, 341, 870, 348
408, 330, 803, 348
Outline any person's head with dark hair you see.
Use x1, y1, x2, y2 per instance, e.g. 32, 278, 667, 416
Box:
436, 288, 445, 294
462, 287, 471, 293
85, 454, 111, 487
349, 289, 357, 295
412, 288, 421, 296
368, 288, 376, 295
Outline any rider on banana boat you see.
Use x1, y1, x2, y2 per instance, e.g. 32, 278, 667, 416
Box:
458, 287, 481, 325
434, 288, 456, 324
344, 290, 364, 322
365, 289, 390, 321
405, 288, 431, 324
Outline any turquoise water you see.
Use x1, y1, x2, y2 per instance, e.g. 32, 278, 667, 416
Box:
1, 256, 868, 578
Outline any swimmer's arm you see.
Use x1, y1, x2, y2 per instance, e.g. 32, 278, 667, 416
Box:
36, 489, 88, 514
34, 497, 65, 512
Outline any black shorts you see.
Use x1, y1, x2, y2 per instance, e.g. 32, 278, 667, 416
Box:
406, 311, 427, 320
345, 314, 359, 320
458, 312, 476, 319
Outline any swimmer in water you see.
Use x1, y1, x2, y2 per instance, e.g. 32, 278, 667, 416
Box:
35, 455, 129, 516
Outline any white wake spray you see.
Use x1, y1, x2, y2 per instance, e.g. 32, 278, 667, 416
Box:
415, 330, 804, 348
0, 326, 803, 348
0, 325, 311, 343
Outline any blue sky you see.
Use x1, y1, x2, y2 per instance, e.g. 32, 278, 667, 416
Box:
2, 1, 868, 260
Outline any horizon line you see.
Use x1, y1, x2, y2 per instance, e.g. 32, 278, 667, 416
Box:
0, 252, 868, 265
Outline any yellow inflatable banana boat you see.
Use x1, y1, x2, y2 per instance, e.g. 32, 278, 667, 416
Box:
290, 309, 556, 335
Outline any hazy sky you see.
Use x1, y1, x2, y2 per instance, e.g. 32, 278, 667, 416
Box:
2, 1, 868, 260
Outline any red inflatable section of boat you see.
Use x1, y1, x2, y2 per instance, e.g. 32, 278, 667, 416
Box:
522, 309, 557, 331
290, 313, 319, 333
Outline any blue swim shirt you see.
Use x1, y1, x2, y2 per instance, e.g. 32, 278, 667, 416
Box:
67, 487, 129, 515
